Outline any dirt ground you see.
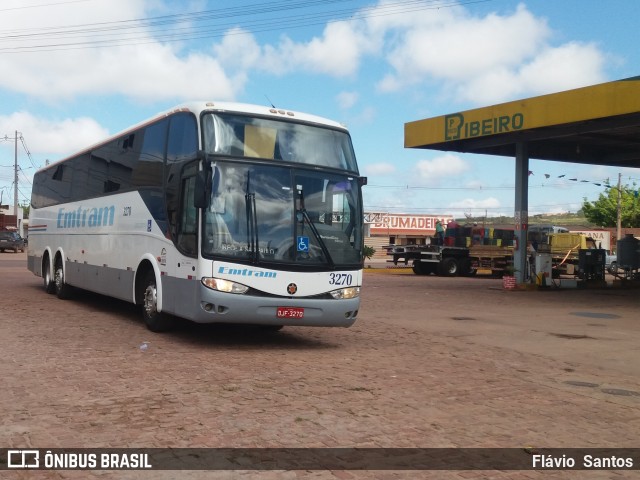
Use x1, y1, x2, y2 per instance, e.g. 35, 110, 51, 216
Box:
1, 251, 639, 479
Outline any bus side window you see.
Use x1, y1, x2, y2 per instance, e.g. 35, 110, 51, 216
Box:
166, 113, 198, 248
178, 176, 197, 255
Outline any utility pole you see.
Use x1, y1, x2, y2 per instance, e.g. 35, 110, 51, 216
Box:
616, 172, 622, 241
2, 131, 24, 216
14, 130, 18, 216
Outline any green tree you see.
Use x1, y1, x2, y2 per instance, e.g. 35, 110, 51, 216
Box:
363, 245, 376, 260
582, 184, 640, 227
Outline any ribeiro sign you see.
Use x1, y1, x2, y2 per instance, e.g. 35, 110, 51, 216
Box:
445, 112, 524, 141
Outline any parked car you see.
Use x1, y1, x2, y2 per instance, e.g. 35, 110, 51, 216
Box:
0, 231, 25, 253
605, 252, 618, 274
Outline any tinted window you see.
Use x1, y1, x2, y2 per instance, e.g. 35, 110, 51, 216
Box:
167, 113, 198, 163
165, 113, 198, 242
175, 164, 198, 256
133, 119, 168, 188
202, 113, 358, 173
31, 114, 195, 209
31, 159, 73, 208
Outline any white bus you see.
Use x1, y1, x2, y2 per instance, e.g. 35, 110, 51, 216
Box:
28, 102, 365, 332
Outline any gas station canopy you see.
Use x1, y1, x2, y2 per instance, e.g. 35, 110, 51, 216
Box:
405, 76, 640, 168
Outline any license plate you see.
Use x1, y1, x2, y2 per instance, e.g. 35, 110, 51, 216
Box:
276, 307, 304, 319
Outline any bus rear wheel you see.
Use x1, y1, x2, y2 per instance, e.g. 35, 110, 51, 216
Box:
54, 258, 72, 299
142, 271, 175, 332
43, 258, 55, 294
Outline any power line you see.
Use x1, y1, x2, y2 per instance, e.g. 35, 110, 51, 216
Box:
367, 177, 639, 192
0, 0, 91, 13
19, 135, 40, 170
0, 132, 43, 208
0, 0, 493, 53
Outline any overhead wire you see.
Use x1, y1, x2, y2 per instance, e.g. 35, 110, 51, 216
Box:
0, 0, 91, 13
364, 203, 585, 213
0, 133, 41, 205
0, 0, 493, 53
366, 181, 620, 191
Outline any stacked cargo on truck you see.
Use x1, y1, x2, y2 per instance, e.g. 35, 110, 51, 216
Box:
386, 222, 515, 277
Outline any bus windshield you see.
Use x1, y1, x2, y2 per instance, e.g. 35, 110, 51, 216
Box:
202, 112, 358, 173
202, 162, 363, 268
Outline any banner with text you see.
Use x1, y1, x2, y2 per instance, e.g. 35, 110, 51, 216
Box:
369, 214, 453, 236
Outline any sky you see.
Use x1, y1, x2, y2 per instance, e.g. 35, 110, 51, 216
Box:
0, 0, 639, 219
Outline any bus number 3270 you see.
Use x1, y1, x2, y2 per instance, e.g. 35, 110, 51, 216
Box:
329, 273, 352, 286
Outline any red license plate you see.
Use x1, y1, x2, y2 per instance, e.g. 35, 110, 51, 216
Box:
276, 307, 304, 319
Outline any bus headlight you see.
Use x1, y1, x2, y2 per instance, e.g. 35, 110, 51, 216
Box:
202, 277, 249, 294
329, 286, 360, 299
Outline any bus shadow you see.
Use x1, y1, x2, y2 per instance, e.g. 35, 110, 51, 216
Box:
170, 322, 340, 350
28, 283, 340, 350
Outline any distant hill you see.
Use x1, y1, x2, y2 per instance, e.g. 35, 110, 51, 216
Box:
455, 212, 595, 229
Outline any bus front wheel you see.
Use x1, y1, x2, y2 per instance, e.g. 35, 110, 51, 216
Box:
142, 271, 175, 333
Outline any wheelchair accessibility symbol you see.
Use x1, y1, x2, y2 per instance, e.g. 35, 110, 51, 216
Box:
297, 236, 309, 252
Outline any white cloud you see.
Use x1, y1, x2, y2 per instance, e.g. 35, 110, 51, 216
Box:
0, 0, 610, 107
0, 111, 109, 195
0, 112, 109, 157
384, 5, 547, 83
447, 196, 504, 217
227, 20, 374, 78
364, 162, 396, 175
449, 197, 501, 210
0, 0, 240, 102
517, 42, 606, 93
336, 91, 359, 109
370, 3, 606, 103
212, 28, 262, 71
457, 42, 606, 103
348, 106, 377, 127
414, 153, 468, 183
292, 21, 368, 76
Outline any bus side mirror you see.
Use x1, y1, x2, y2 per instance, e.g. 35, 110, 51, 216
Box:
194, 170, 210, 209
194, 150, 211, 209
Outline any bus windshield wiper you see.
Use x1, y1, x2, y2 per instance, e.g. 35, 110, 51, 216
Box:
296, 185, 334, 268
245, 171, 259, 264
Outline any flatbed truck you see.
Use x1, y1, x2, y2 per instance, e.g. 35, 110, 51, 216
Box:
386, 243, 514, 277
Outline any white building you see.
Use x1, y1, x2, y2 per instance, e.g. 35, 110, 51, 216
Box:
0, 204, 25, 237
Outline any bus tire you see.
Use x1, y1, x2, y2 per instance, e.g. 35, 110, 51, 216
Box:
142, 270, 175, 333
54, 257, 72, 299
43, 258, 56, 294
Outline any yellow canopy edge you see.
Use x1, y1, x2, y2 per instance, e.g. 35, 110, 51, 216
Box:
405, 77, 640, 148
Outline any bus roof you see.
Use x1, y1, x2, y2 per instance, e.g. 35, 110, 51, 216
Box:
177, 101, 347, 130
40, 101, 349, 172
